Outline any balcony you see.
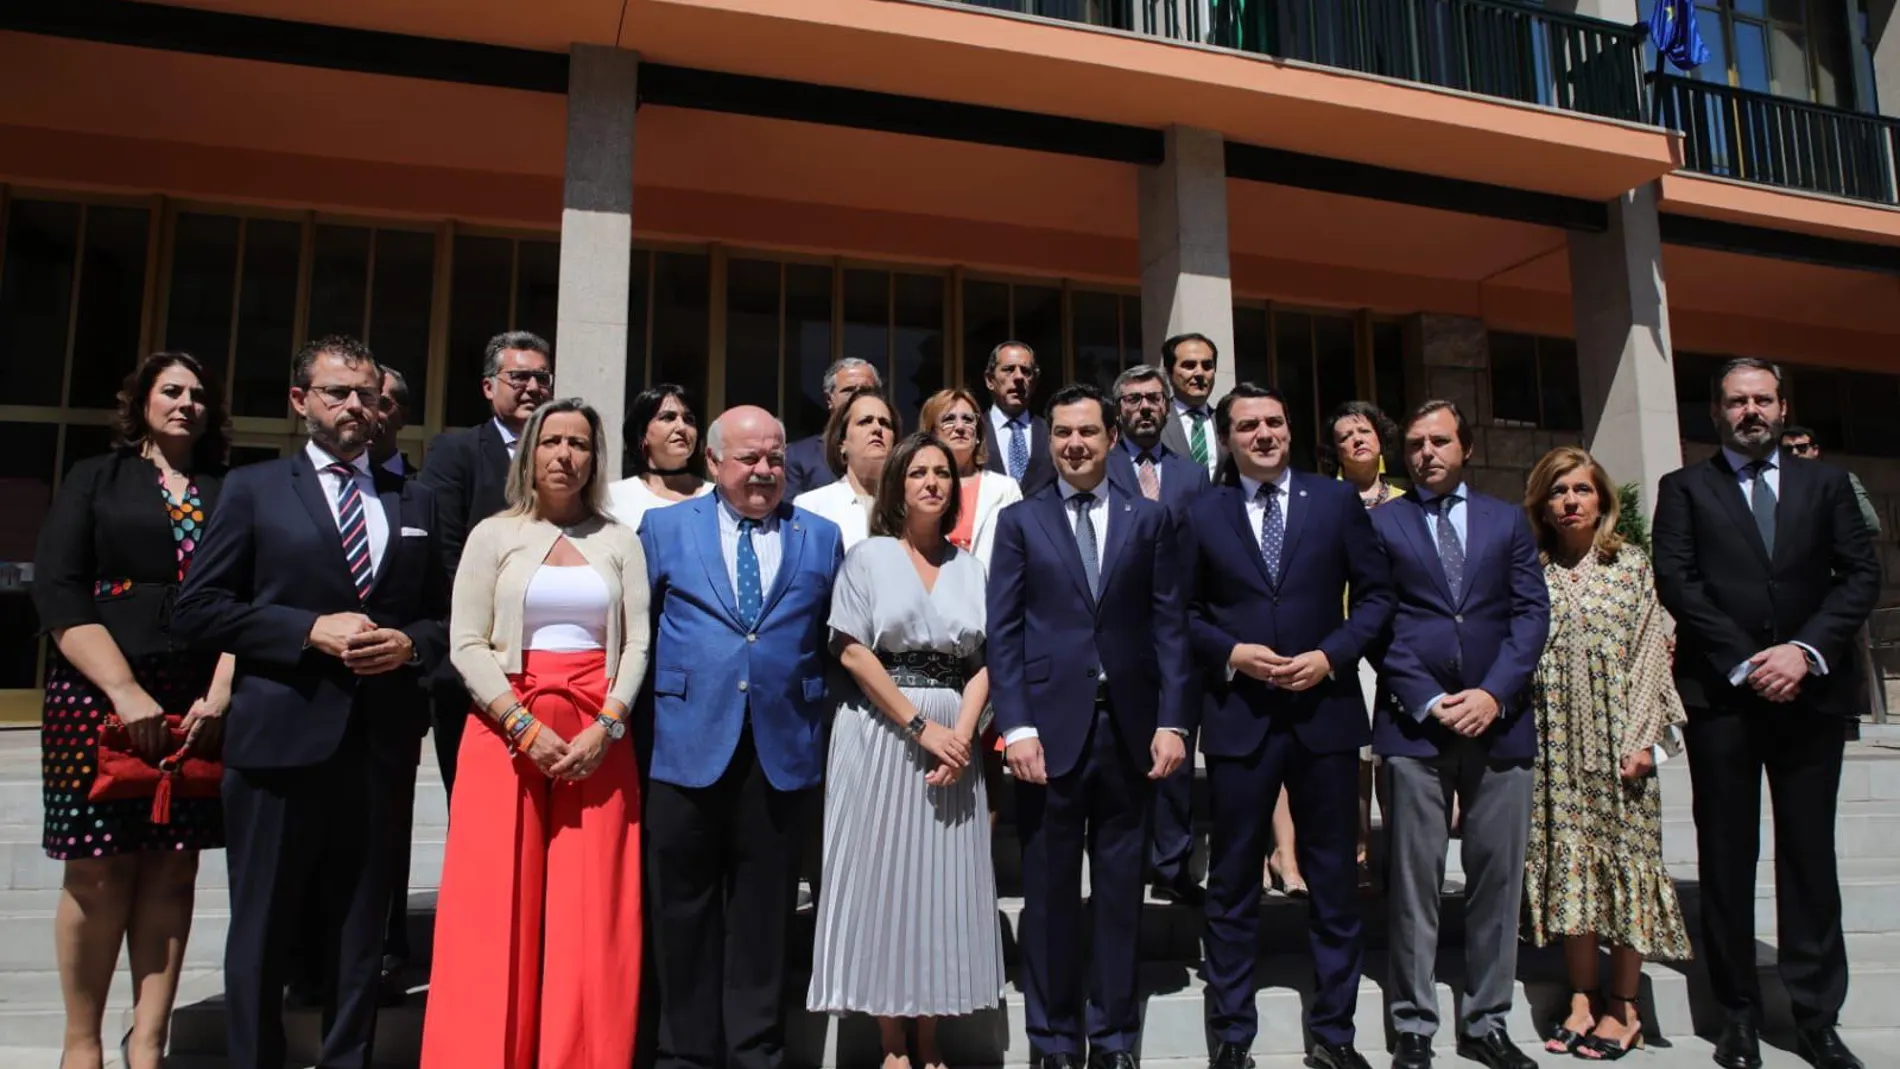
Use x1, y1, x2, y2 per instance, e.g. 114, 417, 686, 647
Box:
1651, 73, 1900, 206
948, 0, 1649, 122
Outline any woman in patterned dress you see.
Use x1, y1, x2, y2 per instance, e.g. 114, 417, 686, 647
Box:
32, 352, 236, 1069
1521, 446, 1690, 1061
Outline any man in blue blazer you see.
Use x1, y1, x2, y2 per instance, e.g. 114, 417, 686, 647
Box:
1180, 383, 1393, 1069
1369, 400, 1548, 1069
1106, 363, 1212, 904
639, 405, 844, 1069
176, 337, 448, 1069
988, 383, 1194, 1069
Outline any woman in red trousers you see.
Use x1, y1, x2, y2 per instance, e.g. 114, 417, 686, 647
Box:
421, 398, 651, 1069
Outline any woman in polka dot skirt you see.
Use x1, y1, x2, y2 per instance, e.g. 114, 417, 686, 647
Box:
32, 352, 236, 1069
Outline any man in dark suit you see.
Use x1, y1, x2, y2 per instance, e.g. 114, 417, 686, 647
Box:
1158, 333, 1224, 484
1181, 383, 1392, 1069
1654, 358, 1880, 1069
988, 383, 1194, 1069
1107, 364, 1211, 904
783, 356, 880, 498
175, 336, 449, 1069
1369, 400, 1547, 1069
983, 340, 1057, 496
417, 330, 551, 793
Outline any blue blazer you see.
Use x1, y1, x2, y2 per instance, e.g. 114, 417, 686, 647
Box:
986, 483, 1194, 779
1368, 490, 1549, 760
1105, 443, 1210, 524
640, 494, 844, 792
174, 457, 449, 770
1180, 474, 1394, 758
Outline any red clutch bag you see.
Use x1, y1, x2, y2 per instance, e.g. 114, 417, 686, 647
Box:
90, 714, 223, 825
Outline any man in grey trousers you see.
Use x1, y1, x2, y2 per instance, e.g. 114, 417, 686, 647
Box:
1364, 401, 1550, 1069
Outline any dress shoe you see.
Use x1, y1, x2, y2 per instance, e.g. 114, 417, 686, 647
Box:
1150, 877, 1206, 908
1390, 1033, 1431, 1069
1795, 1026, 1864, 1069
1037, 1054, 1084, 1069
1712, 1019, 1763, 1069
1209, 1042, 1254, 1069
1088, 1051, 1138, 1069
1453, 1029, 1533, 1069
1305, 1042, 1372, 1069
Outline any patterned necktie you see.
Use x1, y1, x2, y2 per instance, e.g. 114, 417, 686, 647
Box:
325, 463, 373, 603
1747, 459, 1778, 556
736, 517, 764, 627
1257, 482, 1284, 583
1435, 494, 1466, 603
1007, 419, 1028, 483
1071, 492, 1099, 600
1136, 452, 1161, 502
1188, 410, 1210, 468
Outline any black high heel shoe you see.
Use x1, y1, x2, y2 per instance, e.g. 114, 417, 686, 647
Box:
1545, 988, 1598, 1054
1575, 992, 1645, 1061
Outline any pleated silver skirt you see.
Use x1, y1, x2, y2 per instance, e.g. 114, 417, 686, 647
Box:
806, 683, 1006, 1017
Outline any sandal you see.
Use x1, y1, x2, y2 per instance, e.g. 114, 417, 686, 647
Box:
1546, 988, 1598, 1054
1575, 992, 1645, 1061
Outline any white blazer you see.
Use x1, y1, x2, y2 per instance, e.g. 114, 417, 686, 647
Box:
792, 479, 871, 551
967, 469, 1022, 569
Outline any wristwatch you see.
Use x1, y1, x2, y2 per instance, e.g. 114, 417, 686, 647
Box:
906, 714, 928, 739
596, 713, 627, 741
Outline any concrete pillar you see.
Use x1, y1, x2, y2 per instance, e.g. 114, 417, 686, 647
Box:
1567, 183, 1682, 519
556, 45, 638, 476
1139, 126, 1236, 399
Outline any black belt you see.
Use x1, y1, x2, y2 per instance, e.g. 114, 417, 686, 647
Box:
877, 650, 968, 691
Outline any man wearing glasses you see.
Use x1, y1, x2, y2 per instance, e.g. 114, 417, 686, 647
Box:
983, 341, 1056, 496
1782, 426, 1883, 536
419, 331, 553, 794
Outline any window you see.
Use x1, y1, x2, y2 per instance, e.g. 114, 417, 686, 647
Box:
961, 279, 1061, 414
0, 199, 152, 409
1685, 0, 1857, 106
1488, 332, 1581, 431
445, 233, 557, 429
1230, 306, 1402, 472
1676, 350, 1900, 458
1070, 289, 1143, 392
0, 423, 58, 690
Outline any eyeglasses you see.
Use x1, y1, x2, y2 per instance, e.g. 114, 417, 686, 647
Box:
937, 413, 980, 427
1118, 391, 1167, 408
1786, 441, 1817, 456
496, 370, 554, 390
307, 385, 380, 407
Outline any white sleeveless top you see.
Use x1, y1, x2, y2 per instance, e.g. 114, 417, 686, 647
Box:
521, 564, 611, 652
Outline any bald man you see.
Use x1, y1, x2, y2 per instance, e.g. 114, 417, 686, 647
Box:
639, 406, 845, 1069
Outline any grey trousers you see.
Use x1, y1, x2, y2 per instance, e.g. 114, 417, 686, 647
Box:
1384, 737, 1533, 1039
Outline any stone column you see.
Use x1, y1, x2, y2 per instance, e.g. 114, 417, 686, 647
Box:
556, 45, 639, 476
1139, 125, 1236, 398
1568, 183, 1682, 518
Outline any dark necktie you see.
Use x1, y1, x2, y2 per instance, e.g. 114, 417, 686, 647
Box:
736, 517, 763, 627
325, 463, 373, 603
1747, 459, 1778, 556
1435, 494, 1465, 603
1071, 493, 1099, 600
1257, 482, 1284, 583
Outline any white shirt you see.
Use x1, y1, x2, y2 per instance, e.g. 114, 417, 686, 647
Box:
521, 564, 610, 652
1173, 399, 1219, 480
1720, 446, 1827, 681
1237, 468, 1295, 552
1003, 477, 1111, 748
305, 441, 389, 584
716, 493, 783, 604
493, 416, 520, 459
606, 476, 711, 536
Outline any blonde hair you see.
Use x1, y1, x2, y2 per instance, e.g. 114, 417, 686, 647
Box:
503, 398, 612, 522
919, 387, 988, 470
1523, 445, 1623, 562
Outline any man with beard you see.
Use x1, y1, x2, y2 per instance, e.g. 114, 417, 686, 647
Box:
1653, 358, 1879, 1069
983, 341, 1056, 496
176, 336, 449, 1069
1159, 333, 1224, 483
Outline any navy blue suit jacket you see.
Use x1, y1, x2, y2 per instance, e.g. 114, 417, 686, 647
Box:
782, 434, 832, 502
1181, 474, 1394, 757
175, 456, 450, 770
986, 482, 1195, 779
1367, 489, 1549, 760
1106, 442, 1209, 524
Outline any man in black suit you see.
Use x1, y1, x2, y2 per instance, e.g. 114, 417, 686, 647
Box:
1158, 333, 1224, 484
1653, 357, 1880, 1069
417, 330, 551, 793
783, 356, 880, 498
983, 340, 1057, 496
1106, 364, 1211, 905
176, 336, 449, 1069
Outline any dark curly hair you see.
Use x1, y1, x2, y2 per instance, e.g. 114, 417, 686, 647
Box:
112, 351, 230, 471
1318, 400, 1400, 478
869, 433, 962, 541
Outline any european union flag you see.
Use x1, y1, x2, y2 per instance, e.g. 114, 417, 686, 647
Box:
1648, 0, 1710, 71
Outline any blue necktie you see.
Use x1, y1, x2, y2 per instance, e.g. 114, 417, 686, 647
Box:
1257, 482, 1283, 583
1007, 419, 1028, 483
736, 517, 763, 627
1071, 493, 1099, 600
325, 463, 373, 602
1435, 495, 1465, 603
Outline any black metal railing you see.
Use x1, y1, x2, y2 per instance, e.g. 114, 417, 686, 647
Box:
1651, 73, 1900, 204
947, 0, 1649, 123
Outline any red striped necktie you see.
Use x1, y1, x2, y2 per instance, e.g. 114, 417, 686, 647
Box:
325, 462, 374, 603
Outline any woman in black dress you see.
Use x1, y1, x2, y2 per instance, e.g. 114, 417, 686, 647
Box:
33, 352, 235, 1069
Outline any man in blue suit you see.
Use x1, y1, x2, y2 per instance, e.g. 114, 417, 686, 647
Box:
176, 336, 448, 1069
1369, 400, 1548, 1069
639, 405, 844, 1069
1180, 383, 1393, 1069
988, 383, 1195, 1069
1106, 364, 1211, 905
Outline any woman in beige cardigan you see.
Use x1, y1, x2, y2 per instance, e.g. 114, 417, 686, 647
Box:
420, 398, 652, 1069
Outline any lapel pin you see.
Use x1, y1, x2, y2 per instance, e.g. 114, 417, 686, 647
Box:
1299, 490, 1308, 497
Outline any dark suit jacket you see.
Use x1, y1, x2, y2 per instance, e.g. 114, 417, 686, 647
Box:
1181, 474, 1394, 757
1160, 405, 1224, 480
783, 434, 832, 501
419, 421, 511, 583
174, 455, 450, 770
1106, 441, 1209, 524
1368, 489, 1549, 760
1653, 452, 1880, 718
982, 413, 1057, 497
986, 482, 1194, 779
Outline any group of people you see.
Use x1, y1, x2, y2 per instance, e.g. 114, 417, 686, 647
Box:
33, 326, 1877, 1069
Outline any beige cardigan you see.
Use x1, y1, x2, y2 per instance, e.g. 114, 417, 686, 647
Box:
449, 511, 651, 712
